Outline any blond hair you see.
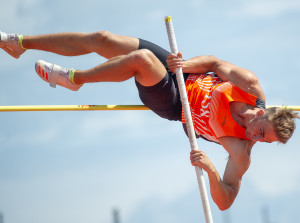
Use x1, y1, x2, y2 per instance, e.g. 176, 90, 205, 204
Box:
265, 107, 300, 144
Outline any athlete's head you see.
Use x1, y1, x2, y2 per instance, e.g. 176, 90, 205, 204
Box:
245, 107, 299, 143
264, 107, 299, 144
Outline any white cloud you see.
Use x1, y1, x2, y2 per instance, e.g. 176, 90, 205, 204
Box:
77, 111, 182, 143
247, 138, 300, 197
186, 0, 206, 7
229, 0, 300, 18
146, 9, 168, 22
0, 0, 49, 33
0, 142, 196, 223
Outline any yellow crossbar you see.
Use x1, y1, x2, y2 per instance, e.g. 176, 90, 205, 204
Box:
0, 105, 150, 112
0, 105, 299, 112
267, 106, 300, 111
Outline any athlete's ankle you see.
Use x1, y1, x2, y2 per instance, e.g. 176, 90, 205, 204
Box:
18, 34, 28, 50
0, 32, 27, 59
70, 69, 83, 86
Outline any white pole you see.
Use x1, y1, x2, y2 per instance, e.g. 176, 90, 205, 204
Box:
164, 16, 213, 223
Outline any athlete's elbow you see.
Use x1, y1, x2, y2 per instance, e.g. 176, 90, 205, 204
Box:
207, 55, 219, 65
214, 188, 236, 211
245, 72, 260, 89
207, 55, 222, 72
217, 201, 233, 211
215, 195, 234, 211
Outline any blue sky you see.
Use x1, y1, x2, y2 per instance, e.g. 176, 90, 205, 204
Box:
0, 0, 300, 223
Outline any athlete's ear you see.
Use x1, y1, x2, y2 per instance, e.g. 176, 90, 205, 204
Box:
256, 109, 265, 117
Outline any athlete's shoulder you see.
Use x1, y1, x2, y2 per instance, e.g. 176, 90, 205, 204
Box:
218, 136, 255, 158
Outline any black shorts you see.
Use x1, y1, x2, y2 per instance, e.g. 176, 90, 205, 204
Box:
135, 39, 183, 121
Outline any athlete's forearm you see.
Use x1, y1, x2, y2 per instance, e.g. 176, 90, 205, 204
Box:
206, 167, 236, 211
182, 55, 218, 73
190, 150, 237, 210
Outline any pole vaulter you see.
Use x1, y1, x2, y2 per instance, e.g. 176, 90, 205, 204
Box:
1, 16, 299, 223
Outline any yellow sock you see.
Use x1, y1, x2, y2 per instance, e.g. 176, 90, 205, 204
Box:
18, 35, 28, 50
69, 69, 82, 86
69, 69, 76, 85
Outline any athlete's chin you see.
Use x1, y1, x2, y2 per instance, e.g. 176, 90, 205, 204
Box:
245, 132, 256, 142
245, 131, 251, 140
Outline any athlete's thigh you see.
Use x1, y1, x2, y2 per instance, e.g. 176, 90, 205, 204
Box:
94, 31, 140, 59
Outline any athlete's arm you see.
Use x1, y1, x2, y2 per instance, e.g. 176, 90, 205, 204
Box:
190, 137, 254, 210
218, 136, 254, 209
167, 52, 214, 74
167, 53, 265, 100
212, 59, 266, 101
190, 149, 234, 210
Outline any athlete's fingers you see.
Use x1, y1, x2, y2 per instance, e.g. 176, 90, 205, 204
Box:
169, 61, 183, 68
190, 149, 204, 156
167, 53, 177, 59
167, 52, 183, 61
190, 150, 207, 162
177, 52, 183, 58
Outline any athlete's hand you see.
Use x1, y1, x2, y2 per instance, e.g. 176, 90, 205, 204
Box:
190, 150, 214, 173
166, 52, 183, 73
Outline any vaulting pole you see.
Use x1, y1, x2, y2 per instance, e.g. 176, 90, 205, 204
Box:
164, 16, 214, 223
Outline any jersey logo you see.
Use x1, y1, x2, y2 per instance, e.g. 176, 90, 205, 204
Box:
222, 115, 227, 126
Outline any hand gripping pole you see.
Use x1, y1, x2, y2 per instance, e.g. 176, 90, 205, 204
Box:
165, 16, 213, 223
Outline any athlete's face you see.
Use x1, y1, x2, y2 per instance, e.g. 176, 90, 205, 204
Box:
245, 111, 278, 143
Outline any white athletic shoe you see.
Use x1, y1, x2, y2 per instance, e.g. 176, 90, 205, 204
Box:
0, 31, 26, 59
35, 60, 82, 91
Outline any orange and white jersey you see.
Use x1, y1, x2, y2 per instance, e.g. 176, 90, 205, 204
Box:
182, 73, 265, 143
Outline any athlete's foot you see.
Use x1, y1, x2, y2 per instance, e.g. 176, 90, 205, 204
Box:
35, 60, 82, 91
0, 31, 26, 59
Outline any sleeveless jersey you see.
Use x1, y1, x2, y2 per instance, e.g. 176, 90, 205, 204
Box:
181, 73, 265, 143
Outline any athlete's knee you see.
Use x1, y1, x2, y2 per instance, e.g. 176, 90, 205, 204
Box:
92, 31, 114, 43
127, 49, 166, 86
128, 49, 157, 67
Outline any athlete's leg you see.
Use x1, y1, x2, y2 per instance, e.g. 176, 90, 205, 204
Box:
34, 40, 181, 121
73, 49, 166, 87
34, 37, 172, 91
22, 31, 139, 58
